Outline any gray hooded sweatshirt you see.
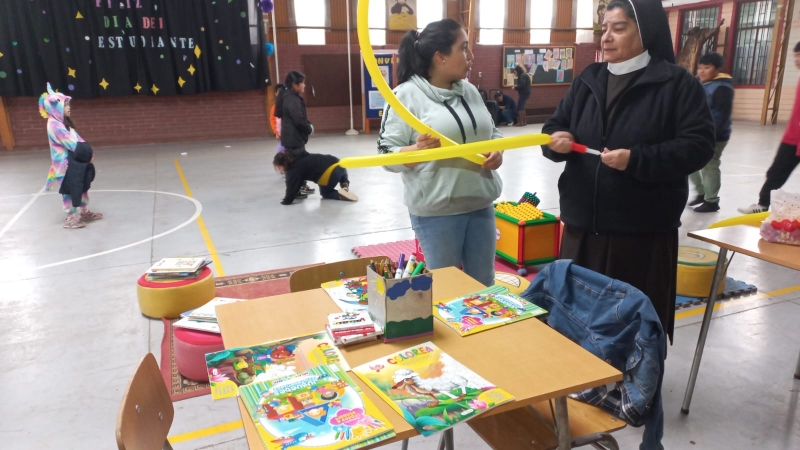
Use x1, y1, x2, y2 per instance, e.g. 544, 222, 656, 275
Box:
377, 75, 503, 217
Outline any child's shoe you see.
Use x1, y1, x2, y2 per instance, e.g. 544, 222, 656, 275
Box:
63, 214, 86, 229
81, 210, 103, 221
337, 189, 358, 202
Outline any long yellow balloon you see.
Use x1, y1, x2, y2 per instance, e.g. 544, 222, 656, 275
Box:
338, 134, 552, 168
336, 0, 552, 170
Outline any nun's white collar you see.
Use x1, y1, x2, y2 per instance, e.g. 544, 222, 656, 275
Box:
607, 50, 651, 75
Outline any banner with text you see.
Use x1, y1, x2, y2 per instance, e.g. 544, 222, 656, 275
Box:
0, 0, 269, 98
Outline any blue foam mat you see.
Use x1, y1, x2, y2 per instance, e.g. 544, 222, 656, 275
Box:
675, 277, 757, 309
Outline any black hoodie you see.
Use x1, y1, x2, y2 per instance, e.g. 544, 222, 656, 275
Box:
59, 142, 95, 206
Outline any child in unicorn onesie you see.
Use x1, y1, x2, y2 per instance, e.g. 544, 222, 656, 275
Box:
39, 83, 103, 228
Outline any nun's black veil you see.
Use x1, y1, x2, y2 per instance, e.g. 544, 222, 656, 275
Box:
625, 0, 676, 64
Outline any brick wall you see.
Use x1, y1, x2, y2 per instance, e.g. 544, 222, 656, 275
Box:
3, 90, 269, 151
3, 42, 599, 150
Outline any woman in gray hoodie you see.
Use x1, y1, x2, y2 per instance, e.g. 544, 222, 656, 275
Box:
377, 19, 504, 286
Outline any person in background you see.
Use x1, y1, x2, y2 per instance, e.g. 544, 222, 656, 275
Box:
269, 83, 285, 153
274, 72, 314, 197
494, 91, 517, 126
273, 152, 357, 205
542, 0, 714, 348
377, 19, 504, 287
512, 65, 531, 126
39, 83, 103, 229
739, 42, 800, 214
688, 52, 733, 213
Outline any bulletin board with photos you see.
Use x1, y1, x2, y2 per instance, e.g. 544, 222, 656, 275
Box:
502, 46, 577, 87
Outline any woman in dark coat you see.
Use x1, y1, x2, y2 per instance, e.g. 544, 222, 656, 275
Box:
542, 0, 715, 343
274, 71, 315, 197
512, 65, 531, 126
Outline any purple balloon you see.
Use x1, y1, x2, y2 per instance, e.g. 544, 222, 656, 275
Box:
68, 84, 75, 91
260, 0, 274, 14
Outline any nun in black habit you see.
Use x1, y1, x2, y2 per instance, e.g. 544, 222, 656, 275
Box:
542, 0, 715, 343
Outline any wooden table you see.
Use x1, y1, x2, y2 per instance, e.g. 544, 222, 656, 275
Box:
217, 267, 621, 450
683, 225, 800, 414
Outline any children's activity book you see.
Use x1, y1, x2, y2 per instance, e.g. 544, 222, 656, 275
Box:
433, 285, 547, 336
239, 364, 395, 450
352, 342, 514, 436
321, 277, 369, 312
205, 332, 350, 400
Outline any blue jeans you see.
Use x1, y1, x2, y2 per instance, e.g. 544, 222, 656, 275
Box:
320, 166, 349, 200
410, 206, 496, 286
499, 109, 515, 124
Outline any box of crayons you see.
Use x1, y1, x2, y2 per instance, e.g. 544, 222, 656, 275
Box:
366, 258, 433, 343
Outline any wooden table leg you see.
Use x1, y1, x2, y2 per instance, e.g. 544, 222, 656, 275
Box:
682, 247, 728, 414
554, 396, 571, 450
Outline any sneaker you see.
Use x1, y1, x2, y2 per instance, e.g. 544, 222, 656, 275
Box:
63, 214, 86, 229
687, 194, 705, 207
340, 182, 350, 192
694, 202, 720, 213
337, 189, 358, 202
737, 204, 768, 214
300, 184, 315, 194
81, 210, 103, 221
296, 192, 308, 199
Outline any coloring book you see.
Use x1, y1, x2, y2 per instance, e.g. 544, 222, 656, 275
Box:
321, 277, 369, 312
433, 285, 547, 336
352, 342, 514, 436
205, 332, 350, 400
239, 364, 395, 450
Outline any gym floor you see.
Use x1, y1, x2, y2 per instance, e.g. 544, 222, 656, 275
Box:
1, 121, 798, 449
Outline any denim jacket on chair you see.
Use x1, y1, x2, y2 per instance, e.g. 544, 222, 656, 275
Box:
521, 260, 666, 450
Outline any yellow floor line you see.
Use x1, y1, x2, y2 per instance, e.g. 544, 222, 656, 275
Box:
764, 284, 800, 298
174, 158, 226, 277
168, 420, 243, 444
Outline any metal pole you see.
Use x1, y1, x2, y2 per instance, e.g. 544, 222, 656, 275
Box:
272, 9, 280, 80
681, 247, 728, 414
794, 349, 800, 379
401, 439, 409, 450
345, 0, 358, 135
554, 396, 571, 450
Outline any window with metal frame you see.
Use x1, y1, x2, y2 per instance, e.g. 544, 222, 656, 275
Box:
732, 0, 778, 85
294, 0, 327, 45
679, 6, 720, 55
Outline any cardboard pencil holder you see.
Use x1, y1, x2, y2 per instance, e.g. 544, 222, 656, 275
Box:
366, 266, 433, 342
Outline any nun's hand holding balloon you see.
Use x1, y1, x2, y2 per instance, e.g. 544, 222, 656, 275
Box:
549, 131, 575, 154
601, 148, 631, 170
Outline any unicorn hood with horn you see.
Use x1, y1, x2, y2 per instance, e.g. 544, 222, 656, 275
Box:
39, 83, 84, 191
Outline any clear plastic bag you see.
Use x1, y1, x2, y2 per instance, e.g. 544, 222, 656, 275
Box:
759, 190, 800, 246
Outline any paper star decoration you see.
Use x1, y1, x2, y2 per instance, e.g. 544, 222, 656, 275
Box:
76, 12, 84, 19
178, 77, 186, 87
99, 78, 109, 90
68, 67, 76, 78
134, 83, 142, 93
194, 46, 202, 59
0, 52, 3, 58
151, 84, 159, 95
188, 64, 196, 75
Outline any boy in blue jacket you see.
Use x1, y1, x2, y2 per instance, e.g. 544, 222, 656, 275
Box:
689, 52, 734, 213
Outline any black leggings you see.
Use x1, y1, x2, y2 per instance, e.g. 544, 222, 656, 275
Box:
759, 143, 800, 207
320, 166, 349, 200
517, 92, 530, 113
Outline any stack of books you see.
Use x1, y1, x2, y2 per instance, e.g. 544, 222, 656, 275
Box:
145, 257, 211, 281
174, 297, 243, 334
325, 311, 383, 346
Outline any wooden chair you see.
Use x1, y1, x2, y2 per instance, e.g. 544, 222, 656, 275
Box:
116, 353, 175, 450
289, 256, 391, 293
468, 398, 625, 450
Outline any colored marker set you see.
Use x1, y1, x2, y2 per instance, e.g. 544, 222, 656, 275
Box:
370, 254, 425, 280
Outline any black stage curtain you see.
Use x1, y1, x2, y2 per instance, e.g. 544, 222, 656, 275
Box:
0, 0, 269, 97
